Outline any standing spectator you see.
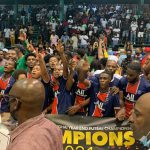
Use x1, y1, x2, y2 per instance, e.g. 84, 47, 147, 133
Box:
10, 28, 15, 46
21, 8, 26, 25
100, 17, 107, 29
50, 31, 59, 47
122, 20, 130, 43
71, 33, 78, 50
137, 21, 145, 44
145, 21, 150, 44
4, 26, 10, 47
79, 32, 89, 49
130, 19, 138, 44
61, 32, 69, 47
0, 37, 4, 49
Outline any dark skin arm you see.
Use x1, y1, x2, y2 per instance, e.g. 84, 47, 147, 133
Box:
98, 39, 104, 59
116, 91, 126, 121
38, 53, 50, 83
56, 40, 68, 79
77, 58, 90, 87
67, 98, 90, 116
67, 59, 91, 115
66, 59, 76, 91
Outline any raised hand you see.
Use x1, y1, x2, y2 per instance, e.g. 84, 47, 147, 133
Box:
18, 30, 27, 41
56, 39, 64, 54
69, 59, 77, 73
27, 43, 35, 52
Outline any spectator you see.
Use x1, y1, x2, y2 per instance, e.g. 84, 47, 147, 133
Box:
130, 19, 138, 44
6, 79, 63, 150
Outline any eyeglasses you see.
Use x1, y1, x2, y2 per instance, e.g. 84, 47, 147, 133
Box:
3, 94, 21, 103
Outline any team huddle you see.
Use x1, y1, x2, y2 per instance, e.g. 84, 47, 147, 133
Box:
0, 31, 150, 123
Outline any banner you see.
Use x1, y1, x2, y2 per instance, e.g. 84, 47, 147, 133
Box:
46, 115, 144, 150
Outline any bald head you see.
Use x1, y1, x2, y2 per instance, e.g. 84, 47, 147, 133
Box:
10, 79, 45, 109
129, 93, 150, 139
136, 93, 150, 113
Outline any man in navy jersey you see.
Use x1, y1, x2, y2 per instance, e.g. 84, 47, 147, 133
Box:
66, 57, 93, 116
117, 62, 150, 120
0, 59, 16, 112
31, 53, 54, 112
43, 40, 73, 114
88, 70, 120, 117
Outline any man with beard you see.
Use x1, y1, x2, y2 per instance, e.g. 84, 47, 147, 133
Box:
117, 62, 150, 120
6, 79, 63, 150
129, 93, 150, 149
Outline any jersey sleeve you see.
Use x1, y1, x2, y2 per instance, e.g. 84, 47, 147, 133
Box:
4, 76, 16, 94
118, 77, 127, 91
112, 94, 120, 109
144, 79, 150, 93
41, 79, 54, 110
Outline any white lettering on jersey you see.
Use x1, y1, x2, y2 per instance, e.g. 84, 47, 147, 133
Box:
125, 93, 135, 102
55, 90, 60, 97
75, 89, 87, 97
94, 101, 105, 111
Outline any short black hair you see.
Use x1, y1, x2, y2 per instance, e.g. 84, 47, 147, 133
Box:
100, 70, 114, 80
100, 58, 108, 68
90, 59, 101, 71
12, 44, 25, 54
25, 53, 36, 61
127, 61, 141, 73
65, 51, 73, 60
13, 69, 27, 80
77, 49, 86, 58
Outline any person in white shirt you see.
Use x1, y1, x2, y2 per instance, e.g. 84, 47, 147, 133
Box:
50, 19, 57, 31
71, 33, 78, 49
4, 27, 10, 47
50, 31, 59, 46
145, 22, 150, 44
79, 32, 89, 48
101, 17, 107, 29
130, 20, 138, 44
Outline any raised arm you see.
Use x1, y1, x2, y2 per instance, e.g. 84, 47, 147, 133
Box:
66, 59, 76, 91
38, 53, 50, 83
56, 40, 68, 79
98, 38, 105, 59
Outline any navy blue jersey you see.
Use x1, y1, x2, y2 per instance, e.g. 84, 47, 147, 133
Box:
72, 81, 92, 115
51, 76, 73, 114
41, 80, 54, 111
119, 76, 150, 118
0, 75, 13, 113
88, 87, 120, 117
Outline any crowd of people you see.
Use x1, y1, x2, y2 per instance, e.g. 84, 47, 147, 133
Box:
0, 3, 150, 150
0, 4, 150, 50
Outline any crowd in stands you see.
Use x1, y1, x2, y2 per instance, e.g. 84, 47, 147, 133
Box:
0, 4, 150, 122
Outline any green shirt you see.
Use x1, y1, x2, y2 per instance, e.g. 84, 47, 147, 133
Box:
0, 40, 30, 73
